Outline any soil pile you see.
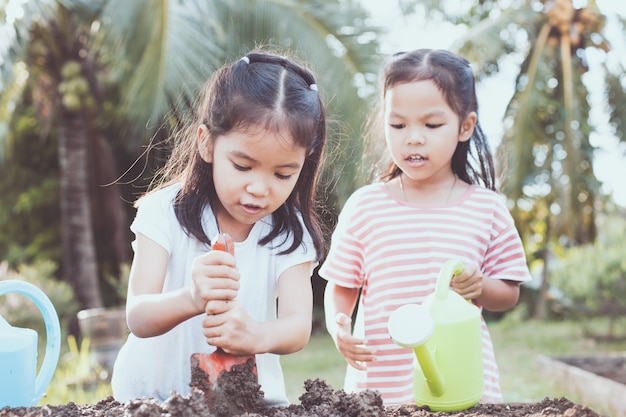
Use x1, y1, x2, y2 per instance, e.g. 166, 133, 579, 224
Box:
0, 380, 602, 417
0, 358, 603, 417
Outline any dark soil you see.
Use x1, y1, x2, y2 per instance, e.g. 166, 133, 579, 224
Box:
559, 355, 626, 385
0, 385, 603, 417
0, 360, 606, 417
0, 383, 603, 417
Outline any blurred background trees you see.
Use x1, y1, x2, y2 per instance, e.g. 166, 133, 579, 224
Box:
0, 0, 383, 311
1, 0, 625, 331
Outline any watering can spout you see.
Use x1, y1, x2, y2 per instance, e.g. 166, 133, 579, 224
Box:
388, 304, 446, 396
413, 344, 445, 396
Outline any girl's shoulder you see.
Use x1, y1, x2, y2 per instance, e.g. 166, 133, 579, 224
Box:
344, 182, 389, 205
338, 182, 395, 222
465, 185, 508, 207
135, 183, 182, 209
464, 186, 515, 223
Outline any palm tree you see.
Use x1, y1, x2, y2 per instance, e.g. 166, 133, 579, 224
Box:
1, 2, 107, 308
1, 0, 382, 308
398, 0, 626, 317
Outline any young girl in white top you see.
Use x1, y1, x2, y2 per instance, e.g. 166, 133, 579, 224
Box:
112, 49, 326, 406
320, 49, 531, 404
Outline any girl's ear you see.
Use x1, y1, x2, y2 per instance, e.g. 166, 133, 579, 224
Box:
197, 124, 213, 163
459, 112, 477, 143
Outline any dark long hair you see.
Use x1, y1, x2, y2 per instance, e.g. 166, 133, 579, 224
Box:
153, 49, 326, 259
378, 49, 495, 190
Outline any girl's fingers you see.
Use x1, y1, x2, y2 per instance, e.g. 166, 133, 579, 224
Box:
205, 299, 234, 315
347, 359, 367, 371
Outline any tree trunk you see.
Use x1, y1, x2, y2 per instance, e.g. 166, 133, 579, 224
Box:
90, 133, 130, 283
58, 107, 102, 309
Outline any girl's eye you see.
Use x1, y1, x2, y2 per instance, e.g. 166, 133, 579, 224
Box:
233, 163, 250, 172
275, 173, 292, 181
390, 123, 405, 129
426, 123, 443, 129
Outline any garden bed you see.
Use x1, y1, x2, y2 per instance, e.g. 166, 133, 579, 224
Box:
0, 378, 603, 417
536, 353, 626, 417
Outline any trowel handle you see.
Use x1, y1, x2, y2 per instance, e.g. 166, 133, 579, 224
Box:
211, 233, 234, 255
208, 233, 236, 315
435, 260, 464, 301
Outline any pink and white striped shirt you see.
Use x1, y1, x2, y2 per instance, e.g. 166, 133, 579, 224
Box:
319, 182, 530, 404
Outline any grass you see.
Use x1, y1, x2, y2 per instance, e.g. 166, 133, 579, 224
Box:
281, 330, 346, 402
282, 316, 626, 414
41, 336, 112, 405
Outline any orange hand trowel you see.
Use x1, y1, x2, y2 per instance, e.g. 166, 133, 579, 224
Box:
190, 233, 259, 414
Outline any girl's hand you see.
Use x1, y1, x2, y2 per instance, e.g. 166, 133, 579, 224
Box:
190, 250, 240, 313
202, 300, 257, 355
450, 263, 483, 301
333, 313, 375, 371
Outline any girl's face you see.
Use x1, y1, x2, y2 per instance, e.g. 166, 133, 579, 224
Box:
198, 125, 306, 240
384, 80, 475, 184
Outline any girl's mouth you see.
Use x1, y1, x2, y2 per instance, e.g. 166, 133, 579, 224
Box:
405, 154, 427, 167
406, 154, 426, 162
240, 203, 264, 216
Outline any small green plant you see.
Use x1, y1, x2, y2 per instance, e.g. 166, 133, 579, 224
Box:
40, 335, 112, 405
103, 262, 130, 306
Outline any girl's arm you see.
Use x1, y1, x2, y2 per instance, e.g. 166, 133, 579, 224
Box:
126, 233, 239, 337
259, 261, 313, 354
475, 277, 520, 311
451, 263, 521, 312
323, 282, 374, 370
323, 282, 359, 344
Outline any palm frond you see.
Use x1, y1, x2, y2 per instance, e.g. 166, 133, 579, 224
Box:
100, 0, 223, 136
452, 7, 542, 78
0, 0, 57, 93
498, 20, 552, 197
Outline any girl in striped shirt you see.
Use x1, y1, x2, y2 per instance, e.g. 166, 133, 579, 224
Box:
319, 49, 531, 405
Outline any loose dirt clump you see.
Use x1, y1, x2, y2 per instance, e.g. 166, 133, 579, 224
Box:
190, 356, 266, 416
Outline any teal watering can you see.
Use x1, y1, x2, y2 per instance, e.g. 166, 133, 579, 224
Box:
388, 260, 484, 411
0, 280, 61, 407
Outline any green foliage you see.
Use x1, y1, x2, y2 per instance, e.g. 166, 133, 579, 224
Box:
102, 262, 130, 305
550, 215, 626, 336
0, 99, 61, 268
40, 335, 112, 405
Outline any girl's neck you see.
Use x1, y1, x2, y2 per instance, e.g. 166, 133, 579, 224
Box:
398, 173, 461, 205
212, 205, 254, 243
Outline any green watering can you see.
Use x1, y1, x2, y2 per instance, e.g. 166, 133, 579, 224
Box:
387, 260, 484, 411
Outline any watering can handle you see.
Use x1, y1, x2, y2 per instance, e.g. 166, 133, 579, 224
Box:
0, 280, 61, 404
434, 260, 465, 301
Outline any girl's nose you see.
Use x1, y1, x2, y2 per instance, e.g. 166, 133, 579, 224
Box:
245, 181, 269, 197
406, 128, 425, 145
